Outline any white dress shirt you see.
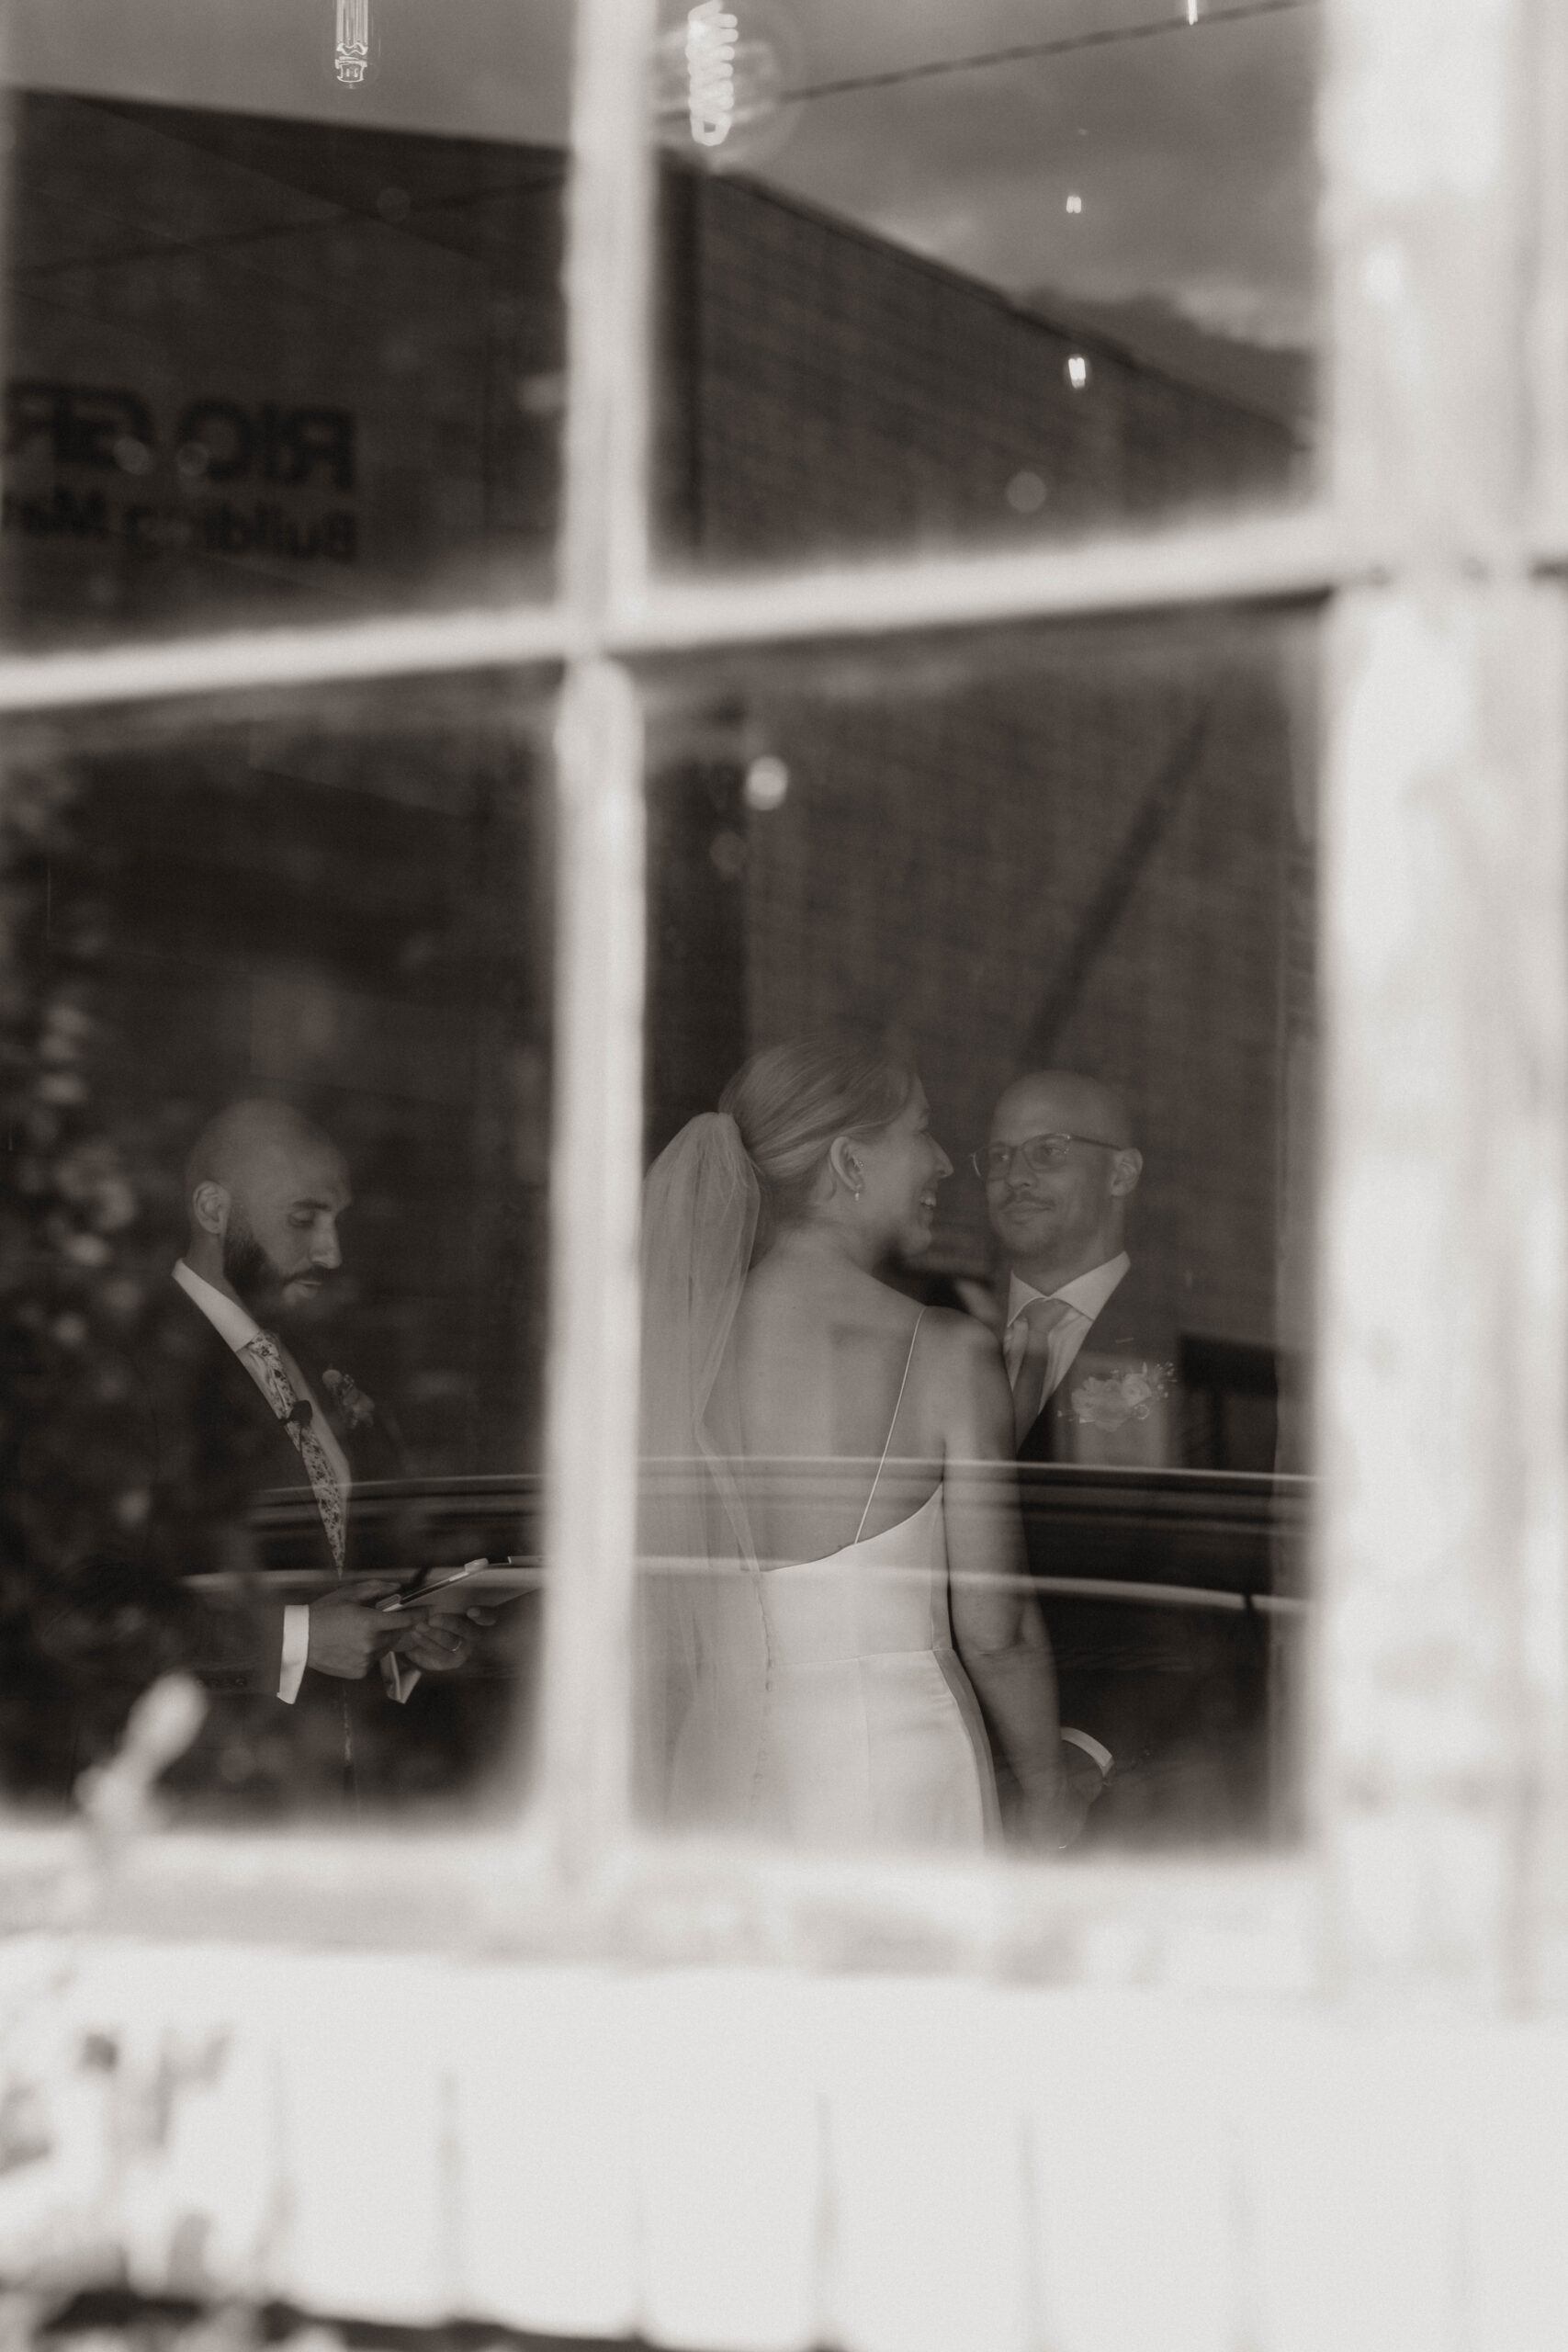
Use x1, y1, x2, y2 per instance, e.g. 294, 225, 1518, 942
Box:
1002, 1251, 1132, 1408
173, 1261, 351, 1703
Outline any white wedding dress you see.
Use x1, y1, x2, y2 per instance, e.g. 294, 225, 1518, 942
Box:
741, 1315, 1000, 1851
639, 1121, 999, 1849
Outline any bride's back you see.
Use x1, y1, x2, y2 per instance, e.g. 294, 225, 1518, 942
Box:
641, 1038, 981, 1566
728, 1250, 946, 1566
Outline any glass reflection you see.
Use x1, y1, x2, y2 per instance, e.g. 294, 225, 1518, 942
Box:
0, 681, 551, 1816
638, 1046, 1076, 1852
1, 0, 571, 639
652, 0, 1318, 565
637, 618, 1314, 1850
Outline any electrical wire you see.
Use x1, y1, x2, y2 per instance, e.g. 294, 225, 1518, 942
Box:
781, 0, 1316, 108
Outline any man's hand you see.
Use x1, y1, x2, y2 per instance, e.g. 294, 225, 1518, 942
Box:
305, 1581, 408, 1679
1009, 1738, 1109, 1850
1061, 1736, 1110, 1819
393, 1615, 476, 1674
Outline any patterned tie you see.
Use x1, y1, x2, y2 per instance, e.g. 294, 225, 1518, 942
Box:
1009, 1295, 1077, 1446
245, 1330, 346, 1572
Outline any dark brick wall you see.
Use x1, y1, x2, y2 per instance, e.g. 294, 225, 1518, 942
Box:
656, 164, 1303, 563
651, 621, 1312, 1363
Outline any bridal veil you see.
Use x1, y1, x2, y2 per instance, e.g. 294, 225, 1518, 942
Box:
636, 1111, 770, 1828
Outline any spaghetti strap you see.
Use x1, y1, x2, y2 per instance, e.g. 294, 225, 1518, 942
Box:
852, 1310, 926, 1544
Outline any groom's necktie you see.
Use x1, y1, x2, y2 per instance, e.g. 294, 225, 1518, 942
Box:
1008, 1295, 1077, 1446
245, 1331, 345, 1572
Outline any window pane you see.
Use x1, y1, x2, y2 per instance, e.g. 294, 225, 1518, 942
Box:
0, 674, 552, 1819
1, 0, 570, 642
651, 0, 1318, 569
636, 615, 1314, 1852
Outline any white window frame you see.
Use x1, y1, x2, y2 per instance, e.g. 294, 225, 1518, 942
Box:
2, 0, 1563, 2016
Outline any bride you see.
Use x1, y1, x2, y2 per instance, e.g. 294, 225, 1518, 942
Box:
637, 1037, 1073, 1850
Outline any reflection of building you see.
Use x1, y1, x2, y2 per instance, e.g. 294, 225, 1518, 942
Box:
3, 94, 1299, 629
11, 690, 551, 1481
1, 93, 565, 634
656, 166, 1303, 561
5, 89, 1309, 1464
643, 179, 1309, 1464
648, 625, 1312, 1474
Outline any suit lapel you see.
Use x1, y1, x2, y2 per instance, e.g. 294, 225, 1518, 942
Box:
171, 1288, 311, 1492
1018, 1285, 1139, 1461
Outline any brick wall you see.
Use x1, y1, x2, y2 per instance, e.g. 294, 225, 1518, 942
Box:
657, 164, 1303, 562
651, 619, 1309, 1364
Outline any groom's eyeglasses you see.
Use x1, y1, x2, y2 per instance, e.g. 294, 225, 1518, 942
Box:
969, 1132, 1122, 1182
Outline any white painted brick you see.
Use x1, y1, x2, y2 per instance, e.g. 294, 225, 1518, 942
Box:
1016, 1993, 1238, 2352
451, 1964, 640, 2340
1245, 2024, 1461, 2352
270, 1954, 452, 2322
812, 1979, 1025, 2352
1467, 2027, 1568, 2352
632, 1971, 822, 2352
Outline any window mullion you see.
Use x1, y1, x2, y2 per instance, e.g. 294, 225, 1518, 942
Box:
1319, 0, 1568, 2005
1529, 0, 1568, 550
560, 0, 658, 627
538, 657, 646, 1877
531, 0, 660, 1879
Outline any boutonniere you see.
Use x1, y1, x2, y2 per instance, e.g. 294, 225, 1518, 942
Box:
1070, 1361, 1174, 1433
321, 1367, 378, 1430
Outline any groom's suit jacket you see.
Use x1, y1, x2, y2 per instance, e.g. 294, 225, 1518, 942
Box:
1011, 1266, 1261, 1837
1015, 1261, 1182, 1471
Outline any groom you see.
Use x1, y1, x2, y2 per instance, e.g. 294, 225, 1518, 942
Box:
982, 1069, 1168, 1464
982, 1068, 1250, 1815
981, 1069, 1180, 1808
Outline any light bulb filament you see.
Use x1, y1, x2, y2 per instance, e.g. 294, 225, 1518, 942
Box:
687, 1, 740, 148
335, 0, 371, 85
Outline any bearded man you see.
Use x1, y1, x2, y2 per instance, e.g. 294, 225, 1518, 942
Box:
85, 1101, 471, 1789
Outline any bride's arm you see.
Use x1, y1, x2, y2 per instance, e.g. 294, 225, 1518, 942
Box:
935, 1316, 1069, 1840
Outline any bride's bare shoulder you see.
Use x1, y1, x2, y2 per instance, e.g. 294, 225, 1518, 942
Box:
919, 1303, 1005, 1379
739, 1251, 893, 1335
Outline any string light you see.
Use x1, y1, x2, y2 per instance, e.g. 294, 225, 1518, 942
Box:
654, 0, 802, 168
333, 0, 374, 86
651, 0, 1314, 167
686, 2, 739, 147
781, 0, 1314, 107
743, 755, 790, 811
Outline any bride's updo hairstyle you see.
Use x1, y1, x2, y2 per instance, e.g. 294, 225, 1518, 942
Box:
720, 1037, 913, 1243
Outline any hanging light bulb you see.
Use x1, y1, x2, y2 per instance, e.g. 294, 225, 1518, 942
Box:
652, 0, 803, 170
330, 0, 378, 87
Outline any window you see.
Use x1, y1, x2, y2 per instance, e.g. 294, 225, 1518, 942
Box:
1, 677, 552, 1817
3, 4, 570, 639
636, 613, 1315, 1853
648, 0, 1321, 565
0, 0, 1561, 2118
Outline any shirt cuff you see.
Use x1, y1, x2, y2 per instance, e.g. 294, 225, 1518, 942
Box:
382, 1651, 421, 1705
278, 1604, 310, 1703
1061, 1724, 1114, 1778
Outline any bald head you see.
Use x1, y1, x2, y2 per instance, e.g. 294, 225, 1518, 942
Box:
985, 1069, 1142, 1289
989, 1070, 1134, 1153
183, 1099, 351, 1319
186, 1100, 336, 1199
